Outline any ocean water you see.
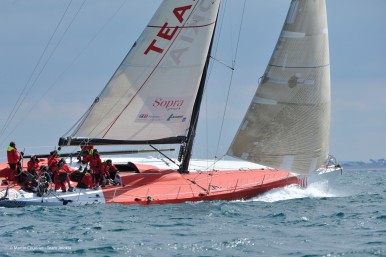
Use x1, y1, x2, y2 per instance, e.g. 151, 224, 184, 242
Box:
1, 170, 385, 257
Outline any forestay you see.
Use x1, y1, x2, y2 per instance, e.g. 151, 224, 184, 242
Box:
61, 0, 220, 145
228, 0, 331, 175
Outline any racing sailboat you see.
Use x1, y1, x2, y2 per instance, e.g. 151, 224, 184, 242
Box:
0, 0, 333, 207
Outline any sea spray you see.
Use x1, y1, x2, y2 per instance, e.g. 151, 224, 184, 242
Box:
253, 180, 343, 203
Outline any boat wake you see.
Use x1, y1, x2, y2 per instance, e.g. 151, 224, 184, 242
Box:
252, 180, 342, 203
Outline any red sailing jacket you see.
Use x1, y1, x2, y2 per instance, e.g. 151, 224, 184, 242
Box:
100, 163, 118, 177
54, 164, 71, 189
80, 145, 94, 153
58, 163, 70, 173
7, 146, 20, 164
48, 153, 60, 170
27, 159, 40, 172
81, 173, 93, 188
83, 154, 102, 174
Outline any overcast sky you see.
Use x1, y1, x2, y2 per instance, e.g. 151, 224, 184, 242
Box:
0, 0, 385, 163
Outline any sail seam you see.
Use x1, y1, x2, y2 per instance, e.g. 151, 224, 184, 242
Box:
268, 64, 330, 69
147, 23, 215, 29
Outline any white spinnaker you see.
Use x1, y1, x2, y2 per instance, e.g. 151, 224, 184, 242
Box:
228, 0, 331, 175
69, 0, 220, 142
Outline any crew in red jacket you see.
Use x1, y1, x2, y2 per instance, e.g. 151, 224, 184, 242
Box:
47, 150, 60, 182
100, 159, 120, 186
82, 149, 102, 187
78, 144, 94, 162
101, 159, 119, 182
54, 159, 71, 192
27, 155, 40, 175
47, 150, 60, 170
24, 155, 40, 190
77, 171, 94, 189
81, 144, 94, 154
6, 141, 22, 182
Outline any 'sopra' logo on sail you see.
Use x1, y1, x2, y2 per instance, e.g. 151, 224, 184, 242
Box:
137, 97, 189, 122
153, 98, 184, 110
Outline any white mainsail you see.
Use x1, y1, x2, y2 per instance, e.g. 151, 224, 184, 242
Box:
62, 0, 220, 145
228, 0, 331, 175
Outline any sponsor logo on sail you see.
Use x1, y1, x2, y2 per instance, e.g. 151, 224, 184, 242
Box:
144, 1, 214, 65
167, 114, 186, 122
153, 98, 184, 111
138, 114, 161, 120
137, 96, 190, 123
144, 5, 192, 55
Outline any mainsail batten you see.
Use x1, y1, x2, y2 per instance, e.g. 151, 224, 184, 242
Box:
228, 0, 331, 175
60, 0, 221, 146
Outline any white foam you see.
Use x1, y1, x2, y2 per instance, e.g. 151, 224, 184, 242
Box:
252, 180, 340, 203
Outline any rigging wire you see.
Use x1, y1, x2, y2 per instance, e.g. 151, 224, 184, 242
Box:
0, 0, 75, 144
1, 0, 127, 159
210, 56, 234, 70
202, 0, 229, 164
1, 0, 128, 157
214, 0, 247, 158
0, 0, 88, 149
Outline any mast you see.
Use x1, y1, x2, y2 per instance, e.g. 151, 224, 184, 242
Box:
178, 9, 218, 173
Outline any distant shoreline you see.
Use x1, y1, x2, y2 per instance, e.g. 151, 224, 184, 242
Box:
343, 166, 386, 171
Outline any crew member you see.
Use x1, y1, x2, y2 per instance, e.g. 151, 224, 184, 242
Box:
24, 155, 40, 190
101, 159, 119, 186
27, 155, 40, 176
82, 144, 94, 154
47, 150, 60, 182
83, 149, 102, 187
78, 144, 94, 162
47, 150, 60, 170
54, 159, 72, 192
76, 171, 93, 189
6, 141, 23, 182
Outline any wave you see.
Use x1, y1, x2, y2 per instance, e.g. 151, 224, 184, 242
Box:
252, 180, 344, 203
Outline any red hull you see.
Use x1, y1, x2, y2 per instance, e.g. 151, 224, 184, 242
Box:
102, 168, 301, 205
0, 162, 303, 206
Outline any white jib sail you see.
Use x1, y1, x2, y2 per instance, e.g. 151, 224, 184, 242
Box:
228, 0, 331, 175
69, 0, 220, 142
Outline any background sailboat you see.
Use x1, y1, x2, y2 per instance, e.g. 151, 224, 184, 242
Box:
229, 0, 331, 175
